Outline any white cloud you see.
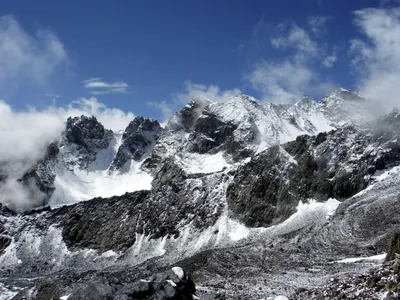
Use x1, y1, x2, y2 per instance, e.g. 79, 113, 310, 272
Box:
174, 80, 241, 104
271, 23, 318, 57
322, 54, 337, 68
83, 78, 129, 95
308, 15, 330, 35
245, 59, 334, 103
0, 15, 68, 88
351, 7, 400, 109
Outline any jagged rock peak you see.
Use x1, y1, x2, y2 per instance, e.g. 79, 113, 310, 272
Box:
233, 93, 259, 103
167, 98, 211, 132
122, 116, 161, 139
295, 96, 315, 108
109, 116, 162, 172
64, 115, 113, 150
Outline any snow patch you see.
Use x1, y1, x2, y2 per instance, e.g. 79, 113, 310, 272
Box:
175, 152, 229, 174
172, 267, 184, 279
49, 160, 153, 206
274, 296, 289, 300
274, 198, 340, 235
336, 253, 386, 263
0, 283, 20, 300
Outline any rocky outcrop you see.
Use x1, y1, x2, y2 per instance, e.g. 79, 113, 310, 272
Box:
109, 117, 161, 172
19, 143, 59, 206
187, 111, 238, 155
11, 267, 198, 300
293, 257, 400, 299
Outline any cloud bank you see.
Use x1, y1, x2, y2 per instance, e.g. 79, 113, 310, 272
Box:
351, 7, 400, 109
0, 98, 134, 210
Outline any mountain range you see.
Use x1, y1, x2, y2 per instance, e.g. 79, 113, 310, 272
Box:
0, 88, 399, 299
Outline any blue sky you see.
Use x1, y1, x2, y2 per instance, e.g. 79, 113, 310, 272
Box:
1, 0, 400, 124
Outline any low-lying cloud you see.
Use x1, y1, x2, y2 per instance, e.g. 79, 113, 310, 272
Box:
0, 98, 134, 211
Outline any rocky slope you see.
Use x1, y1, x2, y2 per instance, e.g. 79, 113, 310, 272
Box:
0, 88, 399, 299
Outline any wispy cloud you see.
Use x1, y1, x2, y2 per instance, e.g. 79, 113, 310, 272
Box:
83, 78, 129, 95
322, 54, 337, 68
271, 23, 318, 57
246, 21, 335, 103
308, 15, 330, 35
0, 15, 69, 90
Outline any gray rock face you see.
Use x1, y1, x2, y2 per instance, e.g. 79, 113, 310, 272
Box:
59, 190, 150, 251
109, 117, 161, 172
227, 112, 400, 227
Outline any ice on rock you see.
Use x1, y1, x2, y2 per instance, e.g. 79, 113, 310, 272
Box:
274, 296, 289, 300
166, 279, 177, 287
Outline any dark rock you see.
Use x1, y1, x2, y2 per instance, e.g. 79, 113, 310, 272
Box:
0, 236, 11, 254
60, 190, 150, 251
62, 115, 114, 169
65, 115, 111, 149
12, 282, 62, 300
67, 267, 196, 300
387, 232, 400, 261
